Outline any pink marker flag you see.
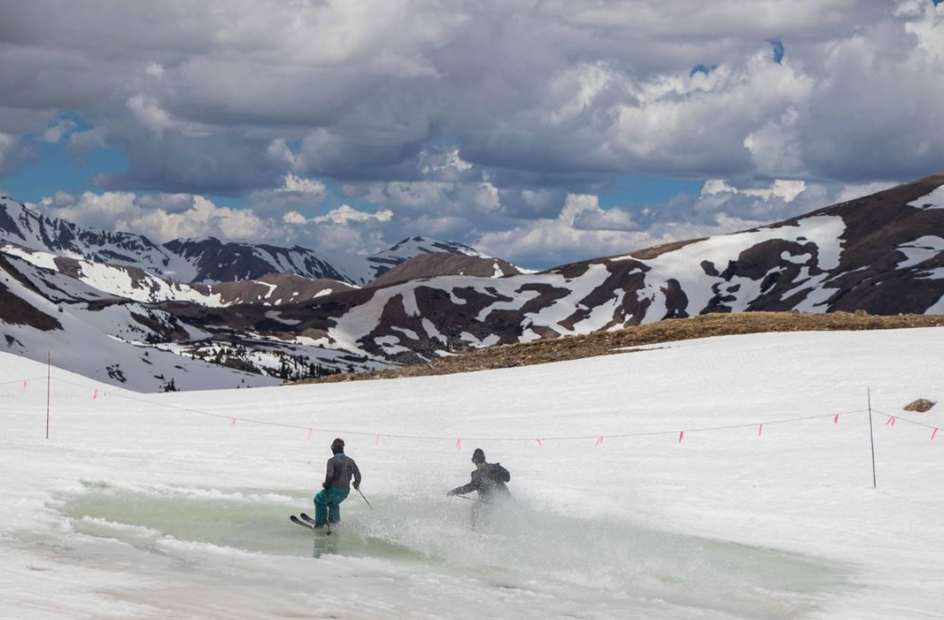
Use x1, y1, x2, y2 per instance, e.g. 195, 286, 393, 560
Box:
886, 416, 896, 426
758, 423, 763, 437
932, 428, 938, 441
535, 439, 543, 447
307, 428, 313, 439
594, 436, 604, 446
678, 431, 684, 443
22, 380, 27, 390
93, 389, 98, 399
456, 438, 461, 451
231, 417, 237, 427
376, 434, 381, 446
833, 414, 840, 425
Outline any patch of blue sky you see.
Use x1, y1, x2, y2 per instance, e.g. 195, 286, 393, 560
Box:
690, 64, 718, 77
3, 138, 128, 204
598, 176, 703, 210
768, 39, 785, 64
204, 193, 248, 208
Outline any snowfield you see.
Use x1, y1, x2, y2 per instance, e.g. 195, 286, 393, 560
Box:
1, 328, 942, 619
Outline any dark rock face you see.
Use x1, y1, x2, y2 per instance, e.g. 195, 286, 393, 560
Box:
162, 238, 349, 283
0, 279, 62, 331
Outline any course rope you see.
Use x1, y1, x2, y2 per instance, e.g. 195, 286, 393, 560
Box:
46, 375, 873, 443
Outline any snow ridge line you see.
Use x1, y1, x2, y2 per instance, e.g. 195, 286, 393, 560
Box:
41, 375, 876, 443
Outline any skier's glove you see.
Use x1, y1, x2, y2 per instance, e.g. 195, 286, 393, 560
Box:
446, 489, 457, 496
353, 481, 360, 490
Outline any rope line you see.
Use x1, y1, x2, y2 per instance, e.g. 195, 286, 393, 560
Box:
0, 376, 46, 387
873, 409, 940, 431
46, 375, 872, 443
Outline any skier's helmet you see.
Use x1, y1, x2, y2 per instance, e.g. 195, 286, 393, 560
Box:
331, 438, 345, 454
471, 448, 486, 463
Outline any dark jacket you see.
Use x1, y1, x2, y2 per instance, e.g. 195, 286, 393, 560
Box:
450, 463, 511, 499
324, 453, 362, 490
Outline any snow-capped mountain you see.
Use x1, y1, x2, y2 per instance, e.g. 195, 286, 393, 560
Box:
0, 197, 177, 274
3, 173, 944, 391
0, 197, 492, 286
185, 172, 944, 365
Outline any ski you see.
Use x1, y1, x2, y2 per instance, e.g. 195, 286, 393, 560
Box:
290, 515, 321, 530
291, 514, 332, 535
291, 515, 316, 530
301, 512, 334, 535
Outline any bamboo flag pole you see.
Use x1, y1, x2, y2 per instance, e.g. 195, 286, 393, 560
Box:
867, 388, 877, 489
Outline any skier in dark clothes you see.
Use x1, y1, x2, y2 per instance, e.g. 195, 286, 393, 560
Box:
313, 438, 362, 528
448, 448, 511, 527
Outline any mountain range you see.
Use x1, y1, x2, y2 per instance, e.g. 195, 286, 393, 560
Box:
2, 172, 943, 391
0, 198, 484, 285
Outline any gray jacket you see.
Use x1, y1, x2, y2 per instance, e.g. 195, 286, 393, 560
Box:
324, 453, 362, 490
450, 463, 511, 500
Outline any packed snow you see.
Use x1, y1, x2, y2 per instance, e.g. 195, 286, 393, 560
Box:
896, 236, 944, 269
907, 185, 944, 210
2, 327, 943, 619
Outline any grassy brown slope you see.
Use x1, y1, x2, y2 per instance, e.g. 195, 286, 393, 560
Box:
290, 311, 944, 385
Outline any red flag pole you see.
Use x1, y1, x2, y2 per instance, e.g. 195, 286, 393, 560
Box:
46, 351, 51, 440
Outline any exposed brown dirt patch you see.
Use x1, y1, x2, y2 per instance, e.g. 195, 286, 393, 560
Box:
628, 238, 705, 260
289, 311, 944, 386
903, 398, 936, 413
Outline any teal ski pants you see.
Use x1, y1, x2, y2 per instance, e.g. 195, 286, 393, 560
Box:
313, 488, 350, 526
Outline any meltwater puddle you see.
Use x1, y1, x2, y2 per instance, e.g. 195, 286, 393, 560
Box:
57, 480, 428, 563
51, 481, 846, 619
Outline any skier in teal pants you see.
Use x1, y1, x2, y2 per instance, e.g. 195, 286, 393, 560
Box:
313, 438, 362, 528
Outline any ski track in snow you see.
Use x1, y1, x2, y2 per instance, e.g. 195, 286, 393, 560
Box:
2, 328, 943, 619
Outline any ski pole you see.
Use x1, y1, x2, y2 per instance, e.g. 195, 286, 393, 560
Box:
452, 495, 491, 505
357, 488, 374, 511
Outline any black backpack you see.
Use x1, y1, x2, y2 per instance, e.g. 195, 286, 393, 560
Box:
489, 463, 511, 483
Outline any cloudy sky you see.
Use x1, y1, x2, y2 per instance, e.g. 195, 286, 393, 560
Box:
1, 0, 942, 268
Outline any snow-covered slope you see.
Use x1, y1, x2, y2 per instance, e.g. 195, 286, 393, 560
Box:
0, 251, 270, 391
1, 243, 227, 306
0, 250, 389, 391
1, 328, 942, 619
0, 243, 358, 307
